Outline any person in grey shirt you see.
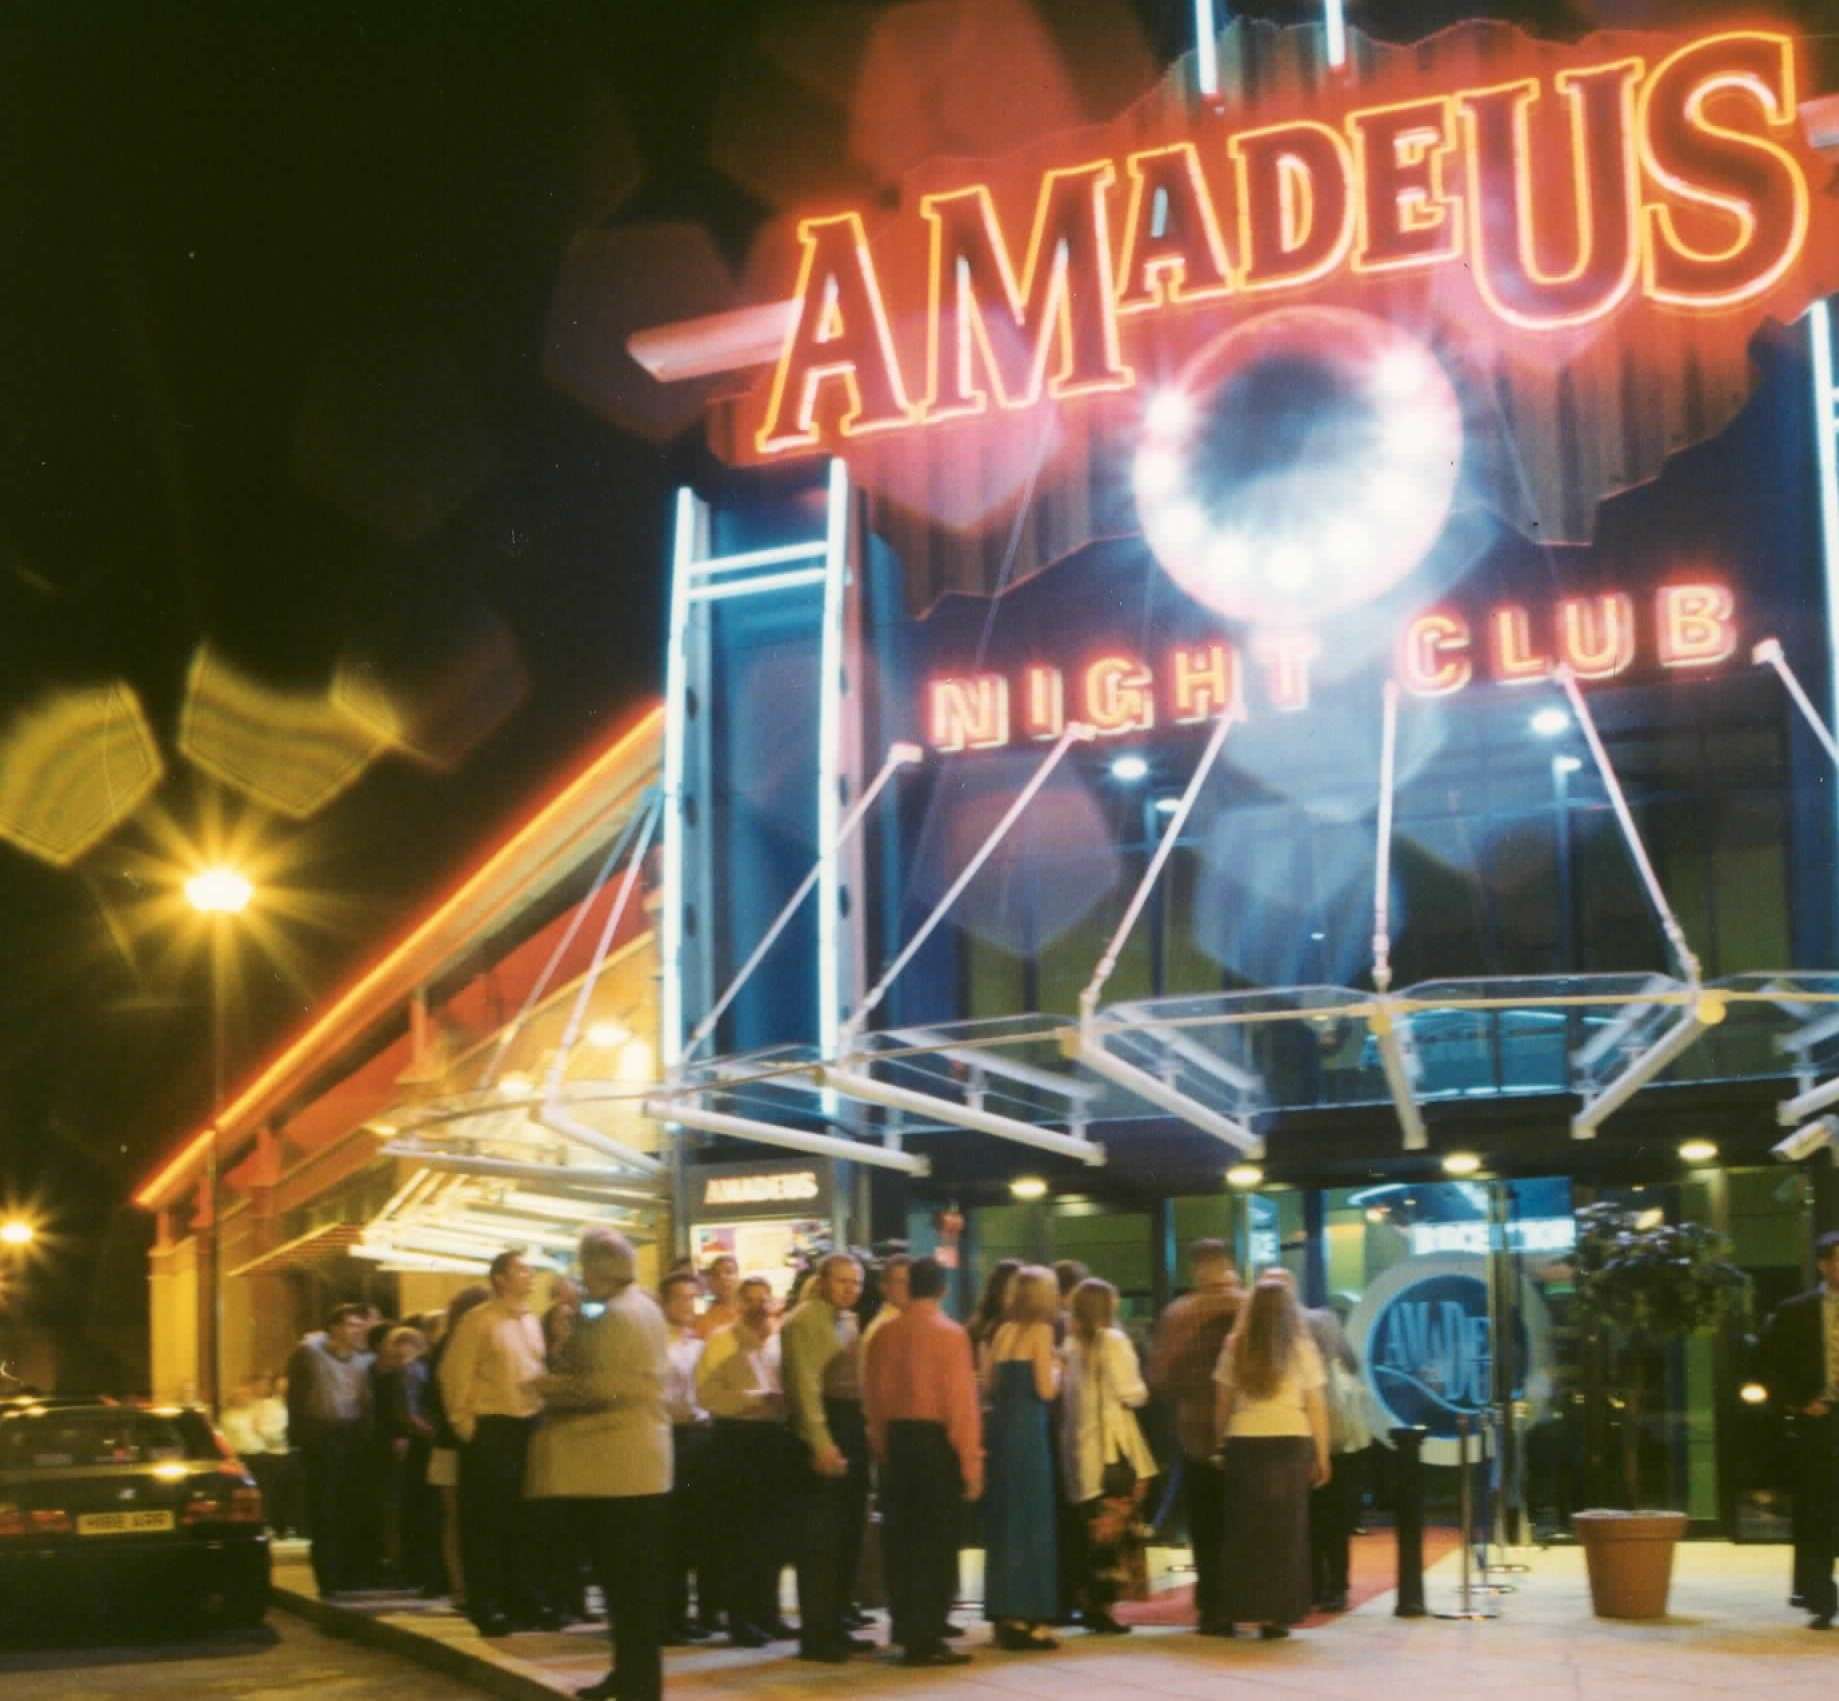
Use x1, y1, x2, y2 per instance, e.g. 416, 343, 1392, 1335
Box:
526, 1227, 671, 1701
285, 1302, 374, 1596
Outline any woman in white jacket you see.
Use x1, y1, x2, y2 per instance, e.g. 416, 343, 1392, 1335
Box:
1059, 1278, 1158, 1634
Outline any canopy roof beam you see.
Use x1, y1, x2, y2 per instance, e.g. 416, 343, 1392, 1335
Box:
1066, 1025, 1263, 1158
1370, 684, 1426, 1149
842, 723, 1093, 1052
534, 788, 668, 1178
818, 1066, 1104, 1166
379, 1142, 666, 1200
1068, 709, 1272, 1150
644, 1097, 931, 1176
1556, 668, 1713, 1137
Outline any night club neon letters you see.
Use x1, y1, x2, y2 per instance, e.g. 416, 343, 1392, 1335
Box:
924, 584, 1736, 752
758, 30, 1811, 454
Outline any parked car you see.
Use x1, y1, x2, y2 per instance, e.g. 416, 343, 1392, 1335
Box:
0, 1400, 269, 1634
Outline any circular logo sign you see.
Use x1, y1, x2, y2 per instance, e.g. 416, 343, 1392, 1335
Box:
1133, 306, 1463, 628
1345, 1251, 1551, 1467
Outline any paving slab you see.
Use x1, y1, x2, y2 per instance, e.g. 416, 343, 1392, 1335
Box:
271, 1539, 1825, 1700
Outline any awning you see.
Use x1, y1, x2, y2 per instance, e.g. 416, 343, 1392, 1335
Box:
226, 1221, 365, 1279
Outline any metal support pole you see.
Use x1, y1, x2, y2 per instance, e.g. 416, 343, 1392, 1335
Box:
206, 916, 227, 1414
1482, 1406, 1531, 1579
1435, 1416, 1498, 1620
1392, 1426, 1427, 1618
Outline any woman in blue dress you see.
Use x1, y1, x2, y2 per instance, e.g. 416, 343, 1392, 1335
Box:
979, 1265, 1062, 1650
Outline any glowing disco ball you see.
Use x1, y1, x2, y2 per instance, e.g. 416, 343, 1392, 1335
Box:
1135, 307, 1463, 626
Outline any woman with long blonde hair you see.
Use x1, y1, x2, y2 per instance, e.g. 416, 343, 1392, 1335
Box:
1060, 1278, 1157, 1634
979, 1265, 1061, 1648
1211, 1273, 1330, 1638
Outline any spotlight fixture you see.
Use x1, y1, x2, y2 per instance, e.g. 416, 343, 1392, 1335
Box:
1677, 1139, 1719, 1164
1010, 1176, 1048, 1201
1530, 708, 1569, 737
1110, 754, 1149, 782
1153, 796, 1180, 814
1442, 1151, 1482, 1177
1225, 1164, 1264, 1189
1553, 755, 1583, 776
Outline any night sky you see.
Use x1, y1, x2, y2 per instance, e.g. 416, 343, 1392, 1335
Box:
0, 0, 1825, 1366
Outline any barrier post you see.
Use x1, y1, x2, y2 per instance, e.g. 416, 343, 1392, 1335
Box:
1391, 1425, 1427, 1618
1434, 1415, 1498, 1621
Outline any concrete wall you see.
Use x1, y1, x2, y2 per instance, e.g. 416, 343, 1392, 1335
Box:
149, 1233, 200, 1404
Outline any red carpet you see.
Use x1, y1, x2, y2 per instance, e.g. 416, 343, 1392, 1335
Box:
1116, 1528, 1463, 1627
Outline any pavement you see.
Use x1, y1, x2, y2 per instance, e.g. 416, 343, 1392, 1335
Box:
271, 1538, 1838, 1700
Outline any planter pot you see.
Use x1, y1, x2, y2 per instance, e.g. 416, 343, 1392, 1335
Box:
1573, 1509, 1688, 1619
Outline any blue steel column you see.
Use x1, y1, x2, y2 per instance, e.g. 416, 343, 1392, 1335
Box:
663, 486, 714, 1258
819, 456, 861, 1250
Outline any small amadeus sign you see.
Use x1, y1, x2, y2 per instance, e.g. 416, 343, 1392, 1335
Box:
690, 1160, 833, 1220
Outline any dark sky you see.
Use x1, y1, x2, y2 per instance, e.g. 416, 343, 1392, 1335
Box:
0, 0, 1213, 1348
0, 0, 1821, 1348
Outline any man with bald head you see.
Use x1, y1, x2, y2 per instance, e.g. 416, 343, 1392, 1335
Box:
525, 1227, 671, 1701
782, 1252, 873, 1662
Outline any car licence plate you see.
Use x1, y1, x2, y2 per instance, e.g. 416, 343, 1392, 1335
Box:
76, 1510, 175, 1535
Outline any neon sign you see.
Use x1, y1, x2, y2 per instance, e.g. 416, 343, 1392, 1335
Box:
752, 28, 1830, 459
924, 582, 1735, 751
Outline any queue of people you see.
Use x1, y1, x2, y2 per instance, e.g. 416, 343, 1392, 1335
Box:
259, 1233, 1380, 1700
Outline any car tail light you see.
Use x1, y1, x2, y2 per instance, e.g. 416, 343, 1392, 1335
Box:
0, 1503, 24, 1537
183, 1475, 264, 1525
29, 1508, 72, 1534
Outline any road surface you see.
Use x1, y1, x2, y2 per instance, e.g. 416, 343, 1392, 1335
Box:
0, 1610, 492, 1701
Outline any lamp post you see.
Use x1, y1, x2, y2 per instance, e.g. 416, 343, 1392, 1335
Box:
185, 867, 252, 1412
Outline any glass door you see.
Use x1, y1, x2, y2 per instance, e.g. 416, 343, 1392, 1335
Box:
1249, 1177, 1575, 1533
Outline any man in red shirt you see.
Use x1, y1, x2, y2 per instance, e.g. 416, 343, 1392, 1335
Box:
863, 1255, 982, 1668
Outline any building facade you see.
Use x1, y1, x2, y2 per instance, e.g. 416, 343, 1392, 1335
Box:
641, 13, 1839, 1538
138, 705, 665, 1403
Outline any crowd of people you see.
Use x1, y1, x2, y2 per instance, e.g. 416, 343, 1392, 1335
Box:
253, 1233, 1373, 1700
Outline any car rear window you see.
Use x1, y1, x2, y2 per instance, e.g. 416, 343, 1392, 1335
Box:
0, 1411, 202, 1470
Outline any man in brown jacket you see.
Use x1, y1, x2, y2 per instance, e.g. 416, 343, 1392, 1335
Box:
1146, 1239, 1243, 1634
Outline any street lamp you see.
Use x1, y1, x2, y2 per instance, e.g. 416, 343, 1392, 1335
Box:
187, 866, 253, 1412
0, 1220, 34, 1249
184, 867, 252, 915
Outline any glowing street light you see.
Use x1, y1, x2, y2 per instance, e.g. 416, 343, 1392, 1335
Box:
1529, 708, 1569, 738
0, 1220, 34, 1248
185, 867, 253, 914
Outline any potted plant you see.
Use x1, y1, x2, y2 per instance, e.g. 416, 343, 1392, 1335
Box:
1568, 1201, 1746, 1618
